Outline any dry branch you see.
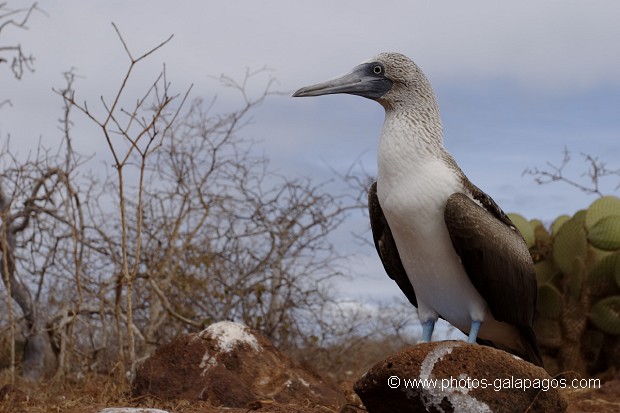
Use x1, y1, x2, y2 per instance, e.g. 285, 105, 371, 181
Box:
524, 148, 620, 196
0, 2, 42, 79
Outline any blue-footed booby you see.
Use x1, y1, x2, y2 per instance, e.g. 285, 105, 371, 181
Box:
293, 53, 543, 366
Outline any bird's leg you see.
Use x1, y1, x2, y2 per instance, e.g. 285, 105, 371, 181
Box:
419, 319, 436, 343
468, 320, 482, 343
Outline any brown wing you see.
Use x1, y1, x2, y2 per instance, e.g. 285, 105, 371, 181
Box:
444, 191, 536, 326
369, 182, 417, 307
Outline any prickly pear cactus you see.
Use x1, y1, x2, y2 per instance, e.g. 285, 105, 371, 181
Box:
510, 195, 620, 375
588, 296, 620, 335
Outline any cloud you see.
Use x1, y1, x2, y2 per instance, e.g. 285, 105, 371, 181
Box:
16, 1, 620, 92
2, 0, 619, 306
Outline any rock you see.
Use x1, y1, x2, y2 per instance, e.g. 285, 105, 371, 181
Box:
98, 409, 171, 413
132, 321, 345, 410
354, 341, 568, 413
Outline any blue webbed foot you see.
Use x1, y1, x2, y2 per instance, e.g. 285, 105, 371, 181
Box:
468, 320, 482, 343
419, 319, 436, 343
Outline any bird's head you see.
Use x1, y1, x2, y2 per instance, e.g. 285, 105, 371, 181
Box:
293, 52, 435, 111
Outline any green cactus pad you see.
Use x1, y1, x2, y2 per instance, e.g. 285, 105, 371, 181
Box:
508, 213, 534, 248
587, 215, 620, 251
537, 283, 563, 319
529, 218, 544, 230
534, 224, 551, 242
588, 251, 620, 298
551, 215, 571, 235
530, 224, 552, 263
588, 295, 620, 336
552, 217, 588, 275
590, 246, 612, 263
585, 196, 620, 230
535, 260, 557, 284
573, 210, 587, 226
568, 256, 586, 299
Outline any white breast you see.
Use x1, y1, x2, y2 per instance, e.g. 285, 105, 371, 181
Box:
376, 112, 489, 331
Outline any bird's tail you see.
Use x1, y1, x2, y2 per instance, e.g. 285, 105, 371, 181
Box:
477, 326, 544, 367
518, 326, 544, 367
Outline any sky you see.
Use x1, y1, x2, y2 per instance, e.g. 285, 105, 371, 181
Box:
2, 1, 620, 311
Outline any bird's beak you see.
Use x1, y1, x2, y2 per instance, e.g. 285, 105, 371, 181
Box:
293, 63, 392, 100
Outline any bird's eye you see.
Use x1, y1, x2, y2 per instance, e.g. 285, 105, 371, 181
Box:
373, 65, 383, 75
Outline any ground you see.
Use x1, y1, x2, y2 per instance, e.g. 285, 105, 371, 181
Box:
1, 374, 619, 413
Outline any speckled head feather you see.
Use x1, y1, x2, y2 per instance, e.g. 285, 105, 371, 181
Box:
365, 52, 438, 113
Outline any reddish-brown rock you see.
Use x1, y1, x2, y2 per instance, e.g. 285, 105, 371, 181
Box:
132, 321, 345, 410
354, 340, 567, 413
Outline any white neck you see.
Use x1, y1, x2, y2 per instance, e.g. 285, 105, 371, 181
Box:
377, 108, 446, 185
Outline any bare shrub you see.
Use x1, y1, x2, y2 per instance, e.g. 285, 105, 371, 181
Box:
0, 2, 42, 82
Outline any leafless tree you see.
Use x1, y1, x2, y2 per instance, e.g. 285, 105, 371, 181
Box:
52, 22, 363, 378
1, 19, 406, 385
111, 69, 361, 352
523, 147, 620, 196
0, 137, 84, 381
0, 2, 42, 83
60, 23, 190, 377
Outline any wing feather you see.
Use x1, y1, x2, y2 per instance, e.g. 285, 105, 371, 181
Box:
444, 191, 536, 327
368, 182, 417, 307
